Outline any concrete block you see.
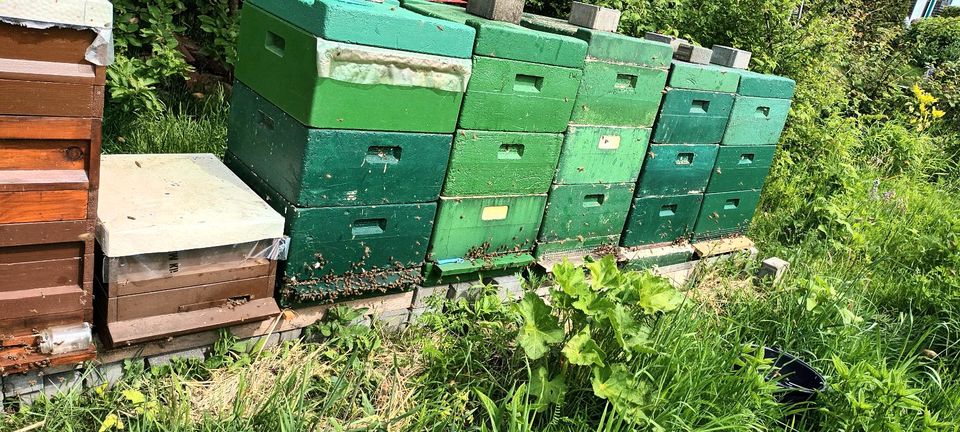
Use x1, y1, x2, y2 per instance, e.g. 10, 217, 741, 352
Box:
412, 285, 451, 309
710, 45, 751, 69
757, 257, 790, 285
409, 307, 428, 323
3, 370, 82, 402
3, 371, 42, 399
375, 309, 410, 330
568, 2, 620, 32
146, 347, 206, 368
644, 32, 686, 52
279, 329, 303, 343
467, 0, 525, 24
674, 43, 712, 64
244, 333, 281, 351
85, 361, 127, 388
447, 282, 480, 302
491, 275, 524, 301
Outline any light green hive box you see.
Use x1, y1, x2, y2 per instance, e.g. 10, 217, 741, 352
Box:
621, 193, 704, 247
403, 0, 587, 132
722, 96, 792, 145
236, 5, 472, 132
521, 13, 672, 127
248, 0, 475, 57
693, 189, 762, 240
668, 61, 740, 93
706, 145, 776, 194
554, 126, 650, 185
736, 70, 796, 99
442, 130, 562, 196
536, 183, 635, 255
225, 153, 435, 307
429, 195, 548, 262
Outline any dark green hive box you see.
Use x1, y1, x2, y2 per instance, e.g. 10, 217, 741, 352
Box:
722, 96, 792, 145
621, 193, 703, 247
248, 0, 474, 57
668, 61, 740, 93
403, 0, 587, 67
706, 145, 776, 193
442, 130, 562, 196
693, 189, 762, 240
636, 144, 718, 196
229, 82, 451, 206
554, 126, 649, 185
236, 5, 469, 132
536, 183, 634, 254
429, 195, 547, 262
736, 70, 796, 99
226, 153, 435, 306
652, 89, 735, 144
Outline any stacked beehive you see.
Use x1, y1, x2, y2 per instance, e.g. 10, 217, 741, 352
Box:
225, 0, 475, 305
401, 0, 587, 281
0, 0, 112, 374
520, 10, 673, 258
621, 61, 739, 247
694, 71, 794, 239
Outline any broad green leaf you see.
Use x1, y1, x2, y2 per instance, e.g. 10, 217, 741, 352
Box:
562, 326, 605, 367
553, 259, 590, 298
571, 289, 615, 317
605, 305, 654, 354
591, 364, 648, 417
529, 366, 567, 411
585, 255, 621, 291
99, 413, 124, 432
637, 276, 684, 314
122, 389, 146, 405
514, 292, 564, 360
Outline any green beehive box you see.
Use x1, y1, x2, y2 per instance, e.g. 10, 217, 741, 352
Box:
536, 183, 634, 254
229, 82, 451, 206
668, 61, 740, 93
621, 193, 703, 247
722, 96, 792, 145
404, 0, 586, 67
636, 144, 718, 196
520, 14, 672, 67
568, 61, 668, 127
652, 89, 735, 144
694, 189, 762, 240
706, 145, 776, 193
736, 70, 796, 99
248, 0, 475, 57
236, 5, 471, 132
225, 153, 435, 305
554, 126, 649, 185
442, 130, 562, 196
429, 195, 547, 262
459, 56, 583, 132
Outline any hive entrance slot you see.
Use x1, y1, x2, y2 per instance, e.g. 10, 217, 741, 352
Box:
353, 218, 387, 236
659, 204, 677, 217
583, 194, 605, 207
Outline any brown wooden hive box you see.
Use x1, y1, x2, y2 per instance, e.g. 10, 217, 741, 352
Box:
0, 22, 106, 118
95, 154, 286, 348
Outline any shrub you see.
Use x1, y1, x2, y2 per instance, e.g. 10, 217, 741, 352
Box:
939, 6, 960, 18
905, 16, 960, 66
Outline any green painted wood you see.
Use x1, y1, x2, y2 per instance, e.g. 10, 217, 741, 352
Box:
569, 61, 668, 127
668, 61, 740, 93
621, 193, 703, 247
422, 260, 530, 286
226, 153, 435, 305
621, 247, 694, 270
403, 0, 587, 68
706, 145, 776, 193
736, 70, 796, 99
442, 130, 562, 196
228, 82, 451, 206
236, 5, 465, 132
247, 0, 475, 57
535, 235, 619, 256
428, 195, 547, 261
636, 144, 719, 196
693, 189, 762, 240
520, 13, 672, 68
538, 182, 634, 243
722, 96, 792, 145
652, 89, 734, 144
459, 56, 582, 132
554, 126, 649, 185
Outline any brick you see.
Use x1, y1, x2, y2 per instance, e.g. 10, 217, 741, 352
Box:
85, 361, 128, 388
412, 285, 451, 309
466, 0, 524, 24
374, 309, 410, 330
710, 45, 751, 69
674, 44, 712, 65
279, 329, 303, 343
3, 369, 82, 402
491, 275, 524, 300
568, 2, 621, 32
146, 348, 206, 368
644, 32, 685, 52
757, 257, 789, 285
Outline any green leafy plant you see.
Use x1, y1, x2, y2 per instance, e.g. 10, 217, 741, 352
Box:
905, 16, 960, 66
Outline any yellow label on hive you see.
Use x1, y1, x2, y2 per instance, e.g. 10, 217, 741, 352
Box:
481, 206, 509, 221
598, 135, 621, 150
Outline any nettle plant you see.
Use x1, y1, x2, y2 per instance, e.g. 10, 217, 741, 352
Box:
513, 256, 684, 423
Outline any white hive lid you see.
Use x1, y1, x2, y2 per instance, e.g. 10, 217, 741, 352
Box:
96, 153, 285, 257
0, 0, 113, 28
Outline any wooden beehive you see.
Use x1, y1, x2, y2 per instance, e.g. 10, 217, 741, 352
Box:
95, 154, 286, 347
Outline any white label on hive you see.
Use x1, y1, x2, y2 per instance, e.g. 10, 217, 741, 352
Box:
598, 135, 621, 149
481, 206, 509, 221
